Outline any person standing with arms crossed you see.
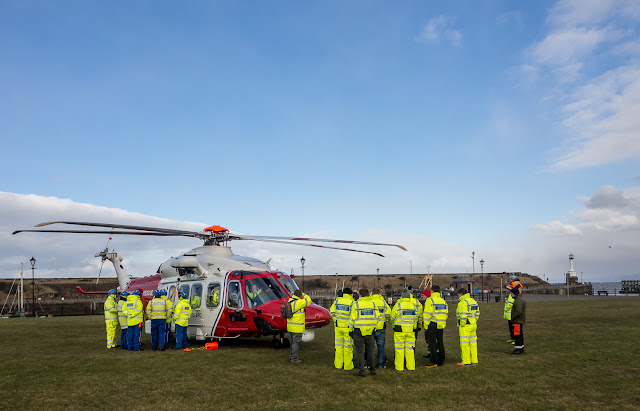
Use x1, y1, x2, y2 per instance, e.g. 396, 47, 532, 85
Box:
456, 288, 479, 366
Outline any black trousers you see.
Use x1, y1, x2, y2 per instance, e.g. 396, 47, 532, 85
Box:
353, 329, 375, 375
508, 320, 515, 339
426, 322, 445, 366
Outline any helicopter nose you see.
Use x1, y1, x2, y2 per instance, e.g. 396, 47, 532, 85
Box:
307, 303, 332, 328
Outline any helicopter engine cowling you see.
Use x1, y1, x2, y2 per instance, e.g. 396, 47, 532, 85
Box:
168, 256, 208, 277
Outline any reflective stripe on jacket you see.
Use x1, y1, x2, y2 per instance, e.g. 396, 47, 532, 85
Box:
173, 298, 192, 327
125, 295, 144, 326
117, 299, 128, 328
349, 296, 379, 336
287, 294, 312, 334
162, 296, 173, 323
330, 294, 354, 329
391, 298, 418, 333
503, 294, 515, 320
423, 292, 448, 329
146, 297, 168, 320
104, 295, 118, 321
371, 294, 390, 330
456, 294, 479, 326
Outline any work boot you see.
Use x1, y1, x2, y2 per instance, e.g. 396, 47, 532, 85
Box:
290, 359, 303, 364
425, 364, 439, 368
511, 349, 524, 355
369, 369, 376, 376
353, 372, 366, 377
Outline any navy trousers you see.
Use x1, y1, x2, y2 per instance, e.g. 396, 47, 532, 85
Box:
127, 323, 142, 351
175, 324, 188, 349
151, 319, 165, 350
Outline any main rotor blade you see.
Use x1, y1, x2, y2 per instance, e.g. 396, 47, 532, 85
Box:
248, 238, 385, 257
34, 221, 199, 236
13, 229, 180, 236
234, 234, 407, 251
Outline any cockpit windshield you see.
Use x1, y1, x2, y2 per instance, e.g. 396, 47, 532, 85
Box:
277, 276, 299, 296
245, 278, 285, 308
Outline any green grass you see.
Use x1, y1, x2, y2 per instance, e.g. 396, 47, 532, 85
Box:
1, 299, 639, 410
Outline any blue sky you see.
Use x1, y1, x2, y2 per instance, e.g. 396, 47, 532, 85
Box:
1, 0, 639, 283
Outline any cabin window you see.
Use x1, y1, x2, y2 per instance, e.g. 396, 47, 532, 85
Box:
180, 284, 190, 299
191, 283, 203, 309
168, 286, 177, 303
278, 277, 299, 296
227, 281, 243, 310
206, 283, 221, 308
245, 278, 285, 308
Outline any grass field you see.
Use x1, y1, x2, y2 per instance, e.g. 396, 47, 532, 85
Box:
1, 299, 639, 410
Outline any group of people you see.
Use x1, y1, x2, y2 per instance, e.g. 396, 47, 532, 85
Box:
103, 288, 193, 351
288, 274, 526, 376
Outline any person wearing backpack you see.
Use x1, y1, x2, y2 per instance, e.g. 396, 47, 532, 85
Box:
287, 289, 312, 364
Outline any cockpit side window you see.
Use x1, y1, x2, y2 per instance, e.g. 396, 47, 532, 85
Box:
191, 283, 202, 309
180, 284, 190, 298
245, 278, 285, 308
278, 276, 299, 296
206, 283, 221, 308
227, 281, 243, 310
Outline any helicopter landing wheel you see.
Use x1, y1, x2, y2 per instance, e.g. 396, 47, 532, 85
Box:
270, 338, 282, 349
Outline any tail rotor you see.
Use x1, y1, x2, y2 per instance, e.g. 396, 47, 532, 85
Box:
96, 229, 114, 285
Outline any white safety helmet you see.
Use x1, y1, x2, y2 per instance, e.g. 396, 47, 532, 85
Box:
301, 329, 315, 343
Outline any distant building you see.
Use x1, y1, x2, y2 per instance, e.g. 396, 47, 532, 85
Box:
451, 276, 475, 296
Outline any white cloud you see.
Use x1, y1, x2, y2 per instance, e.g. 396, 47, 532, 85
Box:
522, 0, 640, 170
532, 221, 583, 235
415, 15, 463, 47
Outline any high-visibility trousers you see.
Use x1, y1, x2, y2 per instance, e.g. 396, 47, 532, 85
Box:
334, 327, 354, 370
105, 320, 118, 348
393, 331, 416, 371
459, 323, 478, 365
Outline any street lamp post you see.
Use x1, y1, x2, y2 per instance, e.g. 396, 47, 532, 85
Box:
471, 252, 475, 296
377, 268, 380, 289
30, 256, 36, 317
300, 256, 306, 292
480, 259, 485, 303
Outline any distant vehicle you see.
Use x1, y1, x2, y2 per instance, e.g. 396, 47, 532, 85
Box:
13, 221, 406, 348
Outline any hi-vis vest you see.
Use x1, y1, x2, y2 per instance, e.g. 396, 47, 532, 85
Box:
423, 292, 448, 329
392, 298, 418, 333
104, 295, 118, 321
117, 299, 128, 328
173, 298, 192, 327
372, 294, 390, 330
287, 294, 312, 334
456, 294, 480, 326
162, 296, 173, 323
146, 297, 168, 320
330, 295, 354, 329
125, 295, 144, 326
349, 296, 378, 336
503, 294, 515, 320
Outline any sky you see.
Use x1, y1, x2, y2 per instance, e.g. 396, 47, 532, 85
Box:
1, 0, 640, 284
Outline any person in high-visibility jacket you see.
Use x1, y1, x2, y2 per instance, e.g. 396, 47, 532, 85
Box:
117, 291, 129, 350
503, 292, 515, 344
510, 287, 526, 355
287, 289, 312, 364
125, 289, 144, 351
103, 289, 119, 349
423, 285, 448, 367
409, 289, 423, 341
349, 288, 379, 377
507, 274, 523, 294
391, 288, 418, 371
161, 289, 173, 349
371, 287, 391, 369
456, 288, 480, 366
173, 291, 192, 350
190, 294, 201, 309
329, 287, 355, 370
146, 289, 168, 351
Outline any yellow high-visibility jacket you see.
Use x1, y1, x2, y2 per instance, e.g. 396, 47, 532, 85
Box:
146, 297, 168, 320
456, 294, 480, 326
349, 296, 379, 336
371, 293, 390, 330
391, 298, 418, 333
330, 294, 354, 329
173, 297, 192, 327
423, 292, 448, 329
125, 295, 144, 326
104, 295, 118, 321
287, 294, 312, 334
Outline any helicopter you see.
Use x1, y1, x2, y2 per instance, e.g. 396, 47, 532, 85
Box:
13, 221, 407, 348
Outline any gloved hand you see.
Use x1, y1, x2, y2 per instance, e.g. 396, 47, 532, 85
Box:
349, 331, 354, 339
